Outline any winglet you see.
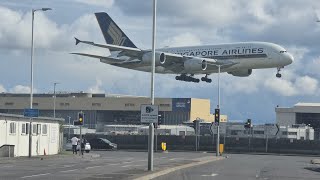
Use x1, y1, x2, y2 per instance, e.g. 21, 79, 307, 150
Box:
75, 37, 81, 45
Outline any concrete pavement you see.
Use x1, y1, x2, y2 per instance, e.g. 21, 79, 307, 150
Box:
154, 153, 320, 180
0, 150, 223, 180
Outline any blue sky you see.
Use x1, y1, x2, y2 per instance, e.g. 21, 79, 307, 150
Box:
0, 0, 320, 124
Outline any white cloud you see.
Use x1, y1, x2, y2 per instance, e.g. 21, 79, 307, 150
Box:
0, 84, 6, 92
74, 0, 114, 8
264, 76, 319, 96
160, 32, 202, 47
9, 85, 32, 93
88, 79, 105, 93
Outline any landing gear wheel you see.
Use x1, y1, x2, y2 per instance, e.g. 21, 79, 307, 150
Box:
276, 67, 282, 78
206, 79, 212, 83
276, 73, 282, 78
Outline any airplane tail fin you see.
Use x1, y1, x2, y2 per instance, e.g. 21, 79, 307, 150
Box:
95, 12, 137, 48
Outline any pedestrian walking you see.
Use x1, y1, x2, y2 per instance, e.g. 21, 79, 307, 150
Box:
71, 136, 78, 154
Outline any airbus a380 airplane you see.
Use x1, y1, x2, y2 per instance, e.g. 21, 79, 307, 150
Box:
72, 12, 294, 83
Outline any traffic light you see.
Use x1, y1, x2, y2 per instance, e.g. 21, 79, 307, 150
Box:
244, 119, 252, 128
192, 120, 197, 130
158, 114, 163, 125
214, 108, 220, 124
74, 112, 84, 126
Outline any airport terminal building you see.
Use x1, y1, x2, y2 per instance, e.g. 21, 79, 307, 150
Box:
0, 93, 214, 130
276, 103, 320, 139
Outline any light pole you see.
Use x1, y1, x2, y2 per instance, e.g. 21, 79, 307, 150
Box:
29, 7, 52, 158
67, 116, 71, 139
53, 82, 59, 118
148, 0, 157, 171
216, 65, 221, 156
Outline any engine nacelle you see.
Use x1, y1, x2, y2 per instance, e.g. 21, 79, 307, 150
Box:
141, 52, 166, 65
183, 58, 207, 72
228, 69, 252, 77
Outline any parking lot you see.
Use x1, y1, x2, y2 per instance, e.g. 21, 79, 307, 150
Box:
0, 151, 222, 180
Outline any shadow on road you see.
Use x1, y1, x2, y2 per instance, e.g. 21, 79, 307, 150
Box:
304, 167, 320, 173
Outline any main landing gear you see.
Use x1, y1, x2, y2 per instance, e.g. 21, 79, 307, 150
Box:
276, 67, 282, 78
201, 75, 212, 83
175, 74, 200, 83
175, 74, 212, 83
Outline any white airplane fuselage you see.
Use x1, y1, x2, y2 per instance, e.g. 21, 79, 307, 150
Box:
117, 42, 293, 75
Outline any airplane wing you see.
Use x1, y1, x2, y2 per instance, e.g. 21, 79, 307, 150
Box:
74, 38, 143, 57
73, 37, 237, 69
163, 53, 238, 67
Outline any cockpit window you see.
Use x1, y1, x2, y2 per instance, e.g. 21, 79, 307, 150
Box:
280, 50, 287, 53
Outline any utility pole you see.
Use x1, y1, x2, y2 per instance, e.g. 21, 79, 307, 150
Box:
148, 0, 157, 171
29, 7, 52, 158
216, 65, 221, 156
53, 82, 59, 118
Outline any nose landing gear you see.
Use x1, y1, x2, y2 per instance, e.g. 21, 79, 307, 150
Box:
276, 67, 282, 78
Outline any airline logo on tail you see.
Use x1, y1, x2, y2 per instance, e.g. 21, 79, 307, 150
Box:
107, 21, 127, 46
95, 12, 136, 48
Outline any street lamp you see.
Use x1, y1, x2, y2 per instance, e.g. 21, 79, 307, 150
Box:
29, 7, 52, 158
67, 116, 71, 139
53, 82, 60, 118
216, 65, 221, 156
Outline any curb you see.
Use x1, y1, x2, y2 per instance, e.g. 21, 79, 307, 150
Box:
133, 156, 225, 180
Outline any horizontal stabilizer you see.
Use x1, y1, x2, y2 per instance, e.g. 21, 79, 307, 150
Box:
71, 52, 140, 64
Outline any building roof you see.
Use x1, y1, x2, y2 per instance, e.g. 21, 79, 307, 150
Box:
294, 102, 320, 107
0, 113, 64, 123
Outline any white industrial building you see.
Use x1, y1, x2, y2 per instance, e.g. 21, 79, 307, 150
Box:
223, 122, 314, 140
0, 113, 63, 157
276, 103, 320, 139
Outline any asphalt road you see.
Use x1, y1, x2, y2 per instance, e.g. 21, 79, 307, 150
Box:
155, 154, 320, 180
0, 150, 219, 180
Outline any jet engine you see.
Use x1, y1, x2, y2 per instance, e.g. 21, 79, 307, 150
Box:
228, 69, 252, 77
141, 52, 166, 65
183, 58, 207, 72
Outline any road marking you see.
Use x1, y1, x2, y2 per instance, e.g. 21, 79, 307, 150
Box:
108, 163, 120, 165
63, 164, 76, 168
122, 165, 132, 168
60, 169, 78, 173
21, 173, 51, 179
86, 166, 102, 169
1, 165, 14, 168
201, 173, 218, 177
123, 161, 133, 164
133, 157, 224, 180
169, 158, 183, 161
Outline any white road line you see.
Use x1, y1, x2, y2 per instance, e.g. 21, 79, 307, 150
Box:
21, 173, 51, 179
121, 165, 133, 168
63, 164, 76, 168
169, 158, 183, 161
1, 165, 14, 168
85, 166, 102, 169
108, 163, 120, 166
201, 173, 218, 177
60, 169, 78, 173
122, 161, 132, 164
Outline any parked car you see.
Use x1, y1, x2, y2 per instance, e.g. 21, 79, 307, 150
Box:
65, 139, 91, 153
89, 138, 117, 150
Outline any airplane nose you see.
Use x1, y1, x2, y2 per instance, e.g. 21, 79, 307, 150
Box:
284, 53, 294, 65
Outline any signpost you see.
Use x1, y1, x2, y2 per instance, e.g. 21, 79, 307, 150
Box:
24, 108, 39, 118
141, 105, 159, 123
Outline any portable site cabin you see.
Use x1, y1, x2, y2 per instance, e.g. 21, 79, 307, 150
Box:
0, 113, 64, 157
